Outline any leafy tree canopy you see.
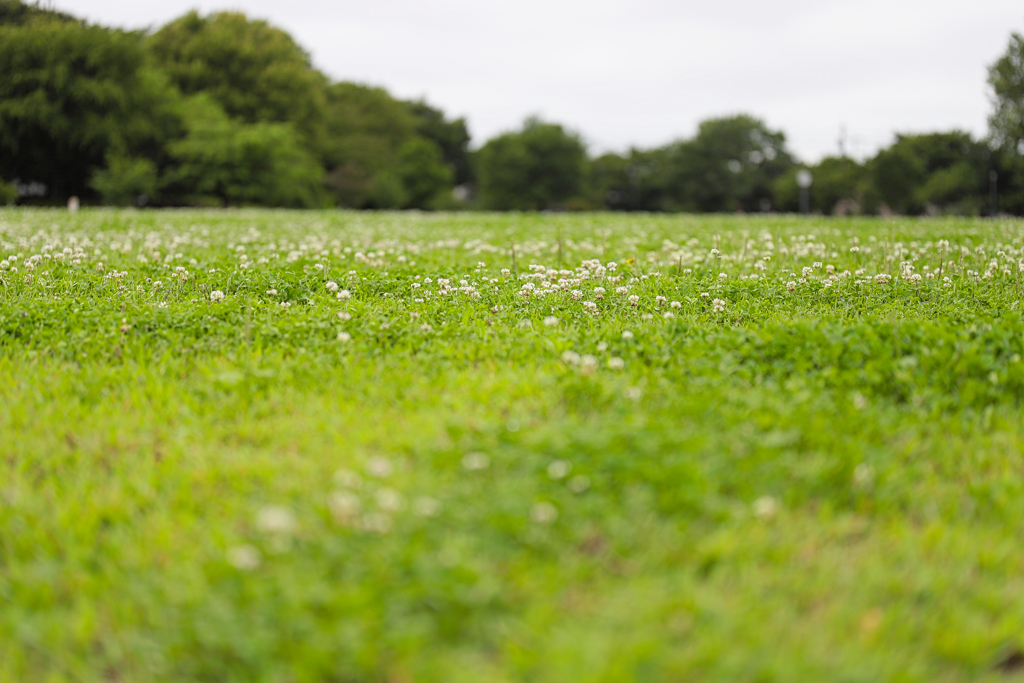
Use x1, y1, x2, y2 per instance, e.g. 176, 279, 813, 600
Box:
989, 32, 1024, 155
664, 115, 794, 213
148, 11, 327, 149
0, 17, 180, 201
477, 117, 587, 211
406, 100, 473, 186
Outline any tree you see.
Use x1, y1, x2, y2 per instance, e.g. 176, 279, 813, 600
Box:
0, 0, 78, 26
774, 156, 867, 214
148, 11, 327, 151
663, 115, 794, 213
406, 100, 473, 186
866, 132, 987, 214
321, 82, 420, 208
477, 118, 587, 211
0, 17, 180, 202
396, 138, 452, 209
162, 95, 323, 208
989, 32, 1024, 155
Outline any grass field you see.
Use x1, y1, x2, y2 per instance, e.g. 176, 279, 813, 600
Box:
3, 209, 1024, 682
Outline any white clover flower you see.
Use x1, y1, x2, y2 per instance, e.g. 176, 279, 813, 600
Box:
561, 350, 581, 365
326, 281, 339, 292
627, 294, 640, 306
543, 316, 559, 326
582, 301, 598, 314
571, 289, 583, 300
700, 292, 709, 298
210, 290, 225, 302
530, 501, 558, 524
621, 330, 634, 340
596, 341, 608, 352
266, 288, 277, 295
462, 452, 490, 471
366, 456, 393, 478
580, 355, 599, 373
375, 488, 403, 512
226, 544, 262, 571
608, 356, 625, 370
337, 289, 351, 300
655, 295, 667, 305
547, 459, 572, 479
752, 496, 779, 521
663, 312, 675, 319
256, 506, 297, 535
327, 491, 361, 523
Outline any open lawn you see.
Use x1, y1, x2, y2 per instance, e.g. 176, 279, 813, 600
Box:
3, 209, 1024, 682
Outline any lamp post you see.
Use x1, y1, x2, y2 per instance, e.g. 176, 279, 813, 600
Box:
796, 169, 813, 215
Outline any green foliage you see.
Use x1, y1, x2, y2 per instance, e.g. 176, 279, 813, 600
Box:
396, 138, 453, 209
89, 153, 158, 206
663, 115, 795, 213
0, 179, 16, 205
0, 19, 180, 201
163, 95, 324, 208
406, 99, 473, 186
988, 32, 1024, 154
867, 132, 987, 215
477, 118, 587, 210
147, 10, 327, 151
322, 82, 420, 208
774, 156, 868, 214
4, 211, 1024, 680
0, 0, 79, 25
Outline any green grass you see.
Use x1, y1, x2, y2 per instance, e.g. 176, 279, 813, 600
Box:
3, 209, 1024, 682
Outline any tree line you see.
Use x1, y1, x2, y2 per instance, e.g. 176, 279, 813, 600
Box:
2, 0, 1023, 215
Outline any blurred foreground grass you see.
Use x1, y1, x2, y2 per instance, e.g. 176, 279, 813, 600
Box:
2, 209, 1024, 682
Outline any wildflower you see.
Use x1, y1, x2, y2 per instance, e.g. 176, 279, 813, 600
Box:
700, 292, 709, 298
608, 357, 625, 370
543, 316, 559, 326
327, 491, 361, 524
627, 295, 640, 307
337, 289, 351, 300
325, 281, 339, 292
366, 456, 393, 478
210, 290, 225, 302
226, 544, 262, 571
787, 281, 797, 291
547, 460, 572, 479
375, 488, 403, 512
621, 330, 634, 340
338, 311, 351, 321
670, 300, 681, 308
582, 301, 598, 314
580, 355, 599, 373
256, 506, 297, 535
530, 501, 558, 524
752, 496, 779, 521
712, 298, 726, 312
266, 288, 277, 295
462, 452, 490, 471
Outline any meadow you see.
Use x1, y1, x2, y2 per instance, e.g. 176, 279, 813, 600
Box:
2, 209, 1024, 682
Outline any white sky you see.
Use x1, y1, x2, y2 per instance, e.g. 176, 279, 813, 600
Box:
47, 0, 1024, 162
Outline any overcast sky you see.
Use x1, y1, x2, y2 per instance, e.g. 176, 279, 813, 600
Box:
48, 0, 1024, 162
